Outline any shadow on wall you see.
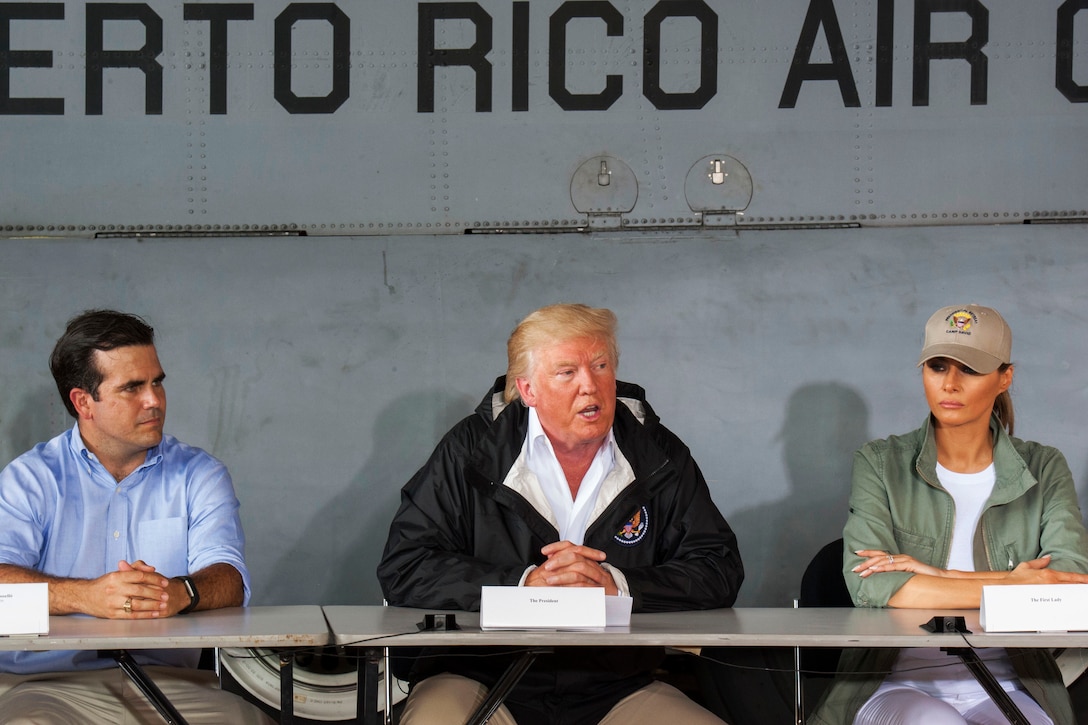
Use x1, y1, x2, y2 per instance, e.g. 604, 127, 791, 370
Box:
730, 382, 870, 607
259, 388, 476, 606
1, 386, 70, 470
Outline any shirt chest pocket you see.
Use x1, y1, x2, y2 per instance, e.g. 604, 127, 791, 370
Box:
137, 517, 189, 577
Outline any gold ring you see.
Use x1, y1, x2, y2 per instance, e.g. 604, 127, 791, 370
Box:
123, 598, 132, 614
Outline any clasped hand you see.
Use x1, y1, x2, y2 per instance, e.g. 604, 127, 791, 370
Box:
87, 560, 175, 619
525, 541, 619, 595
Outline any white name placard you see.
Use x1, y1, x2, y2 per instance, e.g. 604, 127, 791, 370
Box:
0, 583, 49, 636
605, 594, 633, 627
480, 586, 606, 630
980, 584, 1088, 632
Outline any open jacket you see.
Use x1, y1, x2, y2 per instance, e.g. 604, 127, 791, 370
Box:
809, 416, 1088, 725
377, 377, 743, 720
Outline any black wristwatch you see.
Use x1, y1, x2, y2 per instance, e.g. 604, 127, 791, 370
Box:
175, 576, 200, 615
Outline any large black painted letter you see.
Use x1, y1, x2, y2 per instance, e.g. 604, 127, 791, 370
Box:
549, 1, 622, 111
512, 1, 529, 111
86, 3, 163, 115
418, 3, 493, 112
274, 4, 350, 114
779, 0, 860, 108
184, 4, 254, 115
643, 0, 717, 110
1057, 0, 1088, 102
913, 0, 988, 106
1, 3, 64, 115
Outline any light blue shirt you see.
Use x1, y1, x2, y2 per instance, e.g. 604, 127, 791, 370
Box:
0, 423, 250, 673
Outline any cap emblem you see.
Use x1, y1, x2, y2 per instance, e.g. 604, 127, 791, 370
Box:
946, 309, 977, 334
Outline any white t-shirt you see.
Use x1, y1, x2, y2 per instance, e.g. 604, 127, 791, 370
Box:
939, 462, 995, 572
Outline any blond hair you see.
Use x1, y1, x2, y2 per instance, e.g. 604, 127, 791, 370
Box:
505, 304, 619, 403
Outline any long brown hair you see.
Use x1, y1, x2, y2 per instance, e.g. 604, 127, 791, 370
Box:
992, 363, 1014, 435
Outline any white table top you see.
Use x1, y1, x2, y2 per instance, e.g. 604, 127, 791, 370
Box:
0, 605, 329, 651
322, 605, 1088, 649
9, 605, 1084, 653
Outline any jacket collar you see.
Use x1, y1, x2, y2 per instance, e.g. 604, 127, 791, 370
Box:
916, 414, 1036, 502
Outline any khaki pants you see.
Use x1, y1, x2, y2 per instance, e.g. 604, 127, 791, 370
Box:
399, 673, 728, 725
0, 666, 275, 725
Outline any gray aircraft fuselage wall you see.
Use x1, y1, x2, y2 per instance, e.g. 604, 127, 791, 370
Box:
1, 1, 1086, 607
2, 0, 1086, 231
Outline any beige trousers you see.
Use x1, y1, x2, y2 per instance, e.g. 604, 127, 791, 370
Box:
0, 666, 275, 725
399, 673, 727, 725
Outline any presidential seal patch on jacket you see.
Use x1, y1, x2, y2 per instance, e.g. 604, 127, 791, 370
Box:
614, 506, 649, 545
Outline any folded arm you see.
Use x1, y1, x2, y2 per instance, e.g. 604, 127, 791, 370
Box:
852, 550, 1088, 608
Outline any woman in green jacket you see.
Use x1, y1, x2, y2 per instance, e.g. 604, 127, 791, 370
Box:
810, 304, 1088, 725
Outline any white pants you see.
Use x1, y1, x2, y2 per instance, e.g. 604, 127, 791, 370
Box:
0, 666, 275, 725
854, 683, 1054, 725
399, 672, 727, 725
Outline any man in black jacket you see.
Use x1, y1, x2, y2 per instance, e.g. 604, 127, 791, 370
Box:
378, 303, 743, 725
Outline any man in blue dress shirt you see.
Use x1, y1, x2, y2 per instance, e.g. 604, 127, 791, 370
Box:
0, 310, 271, 723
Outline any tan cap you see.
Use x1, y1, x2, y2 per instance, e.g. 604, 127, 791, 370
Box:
917, 304, 1012, 375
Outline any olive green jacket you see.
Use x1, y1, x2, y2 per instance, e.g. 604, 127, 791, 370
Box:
808, 416, 1088, 725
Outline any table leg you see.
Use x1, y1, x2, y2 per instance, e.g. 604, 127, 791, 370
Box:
357, 648, 382, 725
107, 650, 191, 725
464, 649, 543, 725
793, 645, 803, 725
278, 651, 297, 725
384, 647, 395, 725
943, 648, 1031, 725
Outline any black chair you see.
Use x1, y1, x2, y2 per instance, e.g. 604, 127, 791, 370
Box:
799, 538, 852, 609
694, 644, 795, 725
797, 538, 852, 719
692, 540, 853, 725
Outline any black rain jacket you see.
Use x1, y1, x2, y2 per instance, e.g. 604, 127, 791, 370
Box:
377, 377, 743, 724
